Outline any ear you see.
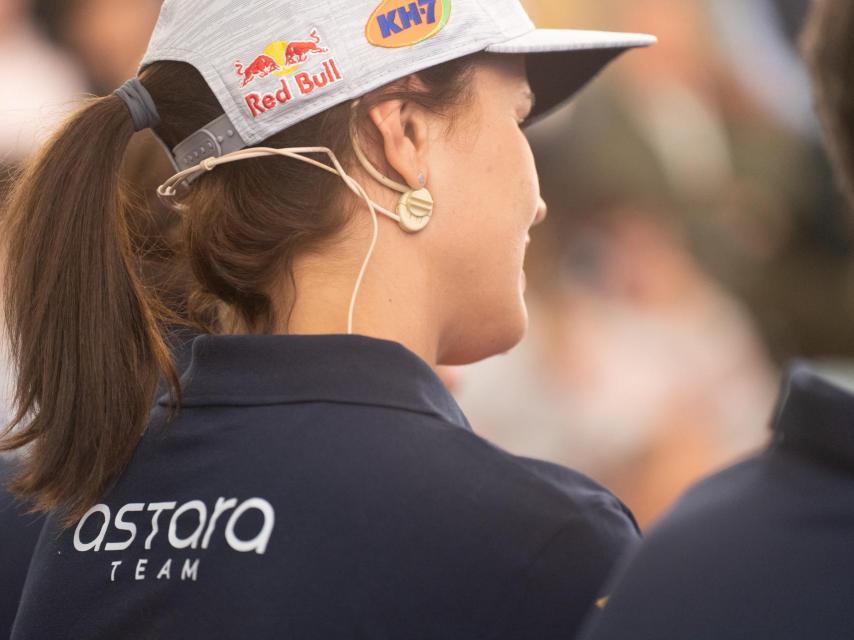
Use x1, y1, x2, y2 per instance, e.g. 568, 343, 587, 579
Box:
366, 98, 430, 191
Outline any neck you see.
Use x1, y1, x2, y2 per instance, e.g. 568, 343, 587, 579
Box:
273, 225, 440, 368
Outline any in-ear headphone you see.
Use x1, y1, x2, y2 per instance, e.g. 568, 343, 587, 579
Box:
348, 99, 434, 233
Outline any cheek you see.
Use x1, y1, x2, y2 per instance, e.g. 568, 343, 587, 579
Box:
428, 126, 533, 280
460, 131, 534, 229
429, 123, 534, 357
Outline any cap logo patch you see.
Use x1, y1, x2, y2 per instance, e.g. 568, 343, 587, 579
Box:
366, 0, 451, 48
232, 27, 344, 120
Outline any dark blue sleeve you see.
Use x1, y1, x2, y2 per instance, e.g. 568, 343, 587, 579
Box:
495, 505, 641, 640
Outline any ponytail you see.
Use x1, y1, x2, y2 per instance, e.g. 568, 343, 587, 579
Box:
0, 88, 179, 527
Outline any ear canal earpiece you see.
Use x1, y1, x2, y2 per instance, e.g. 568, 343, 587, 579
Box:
349, 100, 433, 233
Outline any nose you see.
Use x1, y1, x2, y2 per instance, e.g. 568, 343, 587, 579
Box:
532, 196, 548, 226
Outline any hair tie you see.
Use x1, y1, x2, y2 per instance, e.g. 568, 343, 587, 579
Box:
114, 78, 161, 132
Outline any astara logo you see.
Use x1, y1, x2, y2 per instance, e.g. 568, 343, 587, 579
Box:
366, 0, 451, 48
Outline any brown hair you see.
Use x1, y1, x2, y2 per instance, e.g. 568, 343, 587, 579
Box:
0, 54, 481, 527
802, 0, 854, 210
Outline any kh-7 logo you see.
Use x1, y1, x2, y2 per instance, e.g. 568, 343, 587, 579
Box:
366, 0, 451, 48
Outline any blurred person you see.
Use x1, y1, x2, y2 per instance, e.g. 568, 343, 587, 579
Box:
0, 0, 86, 165
579, 1, 854, 637
31, 0, 162, 95
1, 1, 656, 638
556, 0, 854, 364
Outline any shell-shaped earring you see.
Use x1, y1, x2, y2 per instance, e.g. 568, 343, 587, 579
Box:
349, 103, 433, 233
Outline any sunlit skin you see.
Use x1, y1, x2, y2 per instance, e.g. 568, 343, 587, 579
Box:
276, 54, 548, 369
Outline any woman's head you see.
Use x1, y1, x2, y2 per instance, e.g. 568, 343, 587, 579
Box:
0, 50, 543, 524
148, 51, 546, 363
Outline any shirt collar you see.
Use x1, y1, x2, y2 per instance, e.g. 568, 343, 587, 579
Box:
770, 360, 854, 468
156, 334, 473, 432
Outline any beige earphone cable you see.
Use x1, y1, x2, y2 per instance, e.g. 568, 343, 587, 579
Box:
157, 146, 400, 224
157, 145, 398, 335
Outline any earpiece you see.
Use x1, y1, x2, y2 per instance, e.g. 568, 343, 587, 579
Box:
154, 100, 435, 336
349, 99, 433, 233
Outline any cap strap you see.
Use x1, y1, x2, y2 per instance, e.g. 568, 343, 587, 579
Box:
171, 114, 248, 177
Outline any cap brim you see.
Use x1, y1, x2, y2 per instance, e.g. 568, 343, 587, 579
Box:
484, 29, 656, 126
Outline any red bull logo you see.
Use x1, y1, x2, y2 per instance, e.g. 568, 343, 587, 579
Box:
234, 55, 280, 87
234, 27, 344, 120
245, 60, 343, 119
284, 29, 329, 66
234, 29, 331, 88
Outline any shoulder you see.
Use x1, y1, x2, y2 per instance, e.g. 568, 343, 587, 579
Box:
482, 453, 640, 640
385, 414, 643, 640
159, 399, 636, 523
346, 407, 639, 529
146, 398, 640, 549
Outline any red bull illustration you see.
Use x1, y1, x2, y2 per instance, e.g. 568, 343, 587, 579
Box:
235, 29, 330, 87
284, 29, 329, 66
234, 55, 281, 87
234, 27, 345, 120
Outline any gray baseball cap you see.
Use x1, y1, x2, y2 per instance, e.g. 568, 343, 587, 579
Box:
140, 0, 655, 172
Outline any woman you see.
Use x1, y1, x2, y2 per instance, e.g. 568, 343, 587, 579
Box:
2, 0, 653, 637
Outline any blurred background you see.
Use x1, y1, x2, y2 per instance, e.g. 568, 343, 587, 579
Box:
1, 0, 851, 529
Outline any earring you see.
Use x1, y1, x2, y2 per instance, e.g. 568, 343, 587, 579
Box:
349, 105, 433, 233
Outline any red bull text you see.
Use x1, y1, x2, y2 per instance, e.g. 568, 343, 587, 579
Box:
234, 28, 344, 119
244, 60, 343, 119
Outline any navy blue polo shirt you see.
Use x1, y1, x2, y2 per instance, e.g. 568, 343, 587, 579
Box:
12, 334, 639, 639
580, 361, 854, 640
